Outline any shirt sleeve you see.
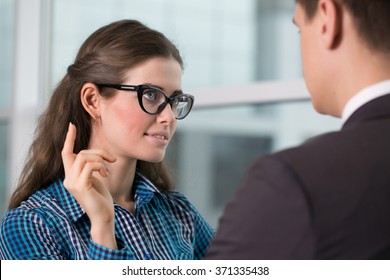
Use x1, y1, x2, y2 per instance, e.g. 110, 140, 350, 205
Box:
206, 155, 315, 259
175, 193, 215, 260
0, 208, 137, 260
0, 209, 65, 260
88, 239, 136, 260
189, 204, 215, 260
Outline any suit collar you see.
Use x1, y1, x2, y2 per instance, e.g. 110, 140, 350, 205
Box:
343, 93, 390, 129
342, 80, 390, 123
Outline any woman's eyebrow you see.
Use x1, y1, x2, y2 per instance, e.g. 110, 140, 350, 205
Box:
169, 90, 184, 98
143, 83, 163, 90
144, 83, 183, 95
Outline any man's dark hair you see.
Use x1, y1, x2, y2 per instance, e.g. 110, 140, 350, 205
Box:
296, 0, 390, 53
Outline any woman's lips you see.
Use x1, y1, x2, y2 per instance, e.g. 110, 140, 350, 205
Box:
144, 132, 169, 145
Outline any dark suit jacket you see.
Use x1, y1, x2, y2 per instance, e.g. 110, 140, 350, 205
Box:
207, 94, 390, 259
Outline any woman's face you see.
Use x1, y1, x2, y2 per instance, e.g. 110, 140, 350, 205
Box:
97, 57, 182, 163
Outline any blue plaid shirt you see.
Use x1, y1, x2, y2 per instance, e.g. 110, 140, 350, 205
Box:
0, 172, 214, 260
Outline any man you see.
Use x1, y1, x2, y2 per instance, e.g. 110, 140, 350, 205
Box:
207, 0, 390, 259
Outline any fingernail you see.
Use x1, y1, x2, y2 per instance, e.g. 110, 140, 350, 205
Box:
68, 122, 72, 131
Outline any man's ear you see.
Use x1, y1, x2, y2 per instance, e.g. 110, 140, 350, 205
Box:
318, 0, 342, 49
80, 83, 101, 120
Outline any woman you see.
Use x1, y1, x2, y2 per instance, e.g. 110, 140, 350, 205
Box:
0, 20, 214, 260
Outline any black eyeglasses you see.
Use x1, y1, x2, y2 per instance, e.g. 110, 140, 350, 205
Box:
96, 84, 194, 120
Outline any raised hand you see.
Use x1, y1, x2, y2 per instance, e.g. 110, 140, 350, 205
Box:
61, 122, 117, 248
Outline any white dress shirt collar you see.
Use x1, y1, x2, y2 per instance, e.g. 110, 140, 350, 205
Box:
342, 80, 390, 124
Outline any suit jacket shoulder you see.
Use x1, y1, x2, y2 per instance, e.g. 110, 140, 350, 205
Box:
274, 114, 390, 259
208, 94, 390, 259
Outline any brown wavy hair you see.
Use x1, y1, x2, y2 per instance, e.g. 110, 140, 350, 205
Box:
8, 20, 183, 209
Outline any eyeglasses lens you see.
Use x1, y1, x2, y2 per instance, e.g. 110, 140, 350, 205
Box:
141, 88, 192, 119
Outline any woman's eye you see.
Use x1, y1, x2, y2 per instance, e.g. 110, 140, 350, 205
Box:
143, 91, 158, 100
172, 96, 183, 105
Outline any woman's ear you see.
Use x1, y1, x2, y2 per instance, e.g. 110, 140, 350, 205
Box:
318, 0, 342, 49
80, 83, 101, 120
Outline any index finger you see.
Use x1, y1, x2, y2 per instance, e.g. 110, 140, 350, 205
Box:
61, 122, 77, 169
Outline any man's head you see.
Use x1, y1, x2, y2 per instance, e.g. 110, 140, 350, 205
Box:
294, 0, 390, 117
296, 0, 390, 53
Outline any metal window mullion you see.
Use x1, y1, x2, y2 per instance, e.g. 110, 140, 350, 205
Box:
9, 0, 44, 195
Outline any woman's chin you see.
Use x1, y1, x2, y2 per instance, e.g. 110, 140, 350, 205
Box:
142, 153, 166, 163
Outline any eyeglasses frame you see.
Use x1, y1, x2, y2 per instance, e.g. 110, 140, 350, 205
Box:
96, 83, 194, 120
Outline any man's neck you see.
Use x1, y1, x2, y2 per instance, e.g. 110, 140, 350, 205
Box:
341, 80, 390, 124
334, 48, 390, 118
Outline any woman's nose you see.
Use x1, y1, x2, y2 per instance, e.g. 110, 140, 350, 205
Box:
157, 103, 176, 124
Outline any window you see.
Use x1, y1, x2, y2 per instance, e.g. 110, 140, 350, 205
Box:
7, 0, 341, 226
167, 100, 340, 226
0, 0, 14, 215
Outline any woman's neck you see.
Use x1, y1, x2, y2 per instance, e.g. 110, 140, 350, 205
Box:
103, 157, 137, 202
90, 152, 137, 213
88, 128, 138, 208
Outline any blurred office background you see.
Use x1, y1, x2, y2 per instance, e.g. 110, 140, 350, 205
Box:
0, 0, 340, 226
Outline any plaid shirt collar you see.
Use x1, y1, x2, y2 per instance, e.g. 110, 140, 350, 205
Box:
49, 171, 161, 223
